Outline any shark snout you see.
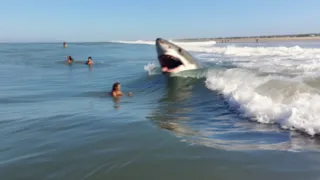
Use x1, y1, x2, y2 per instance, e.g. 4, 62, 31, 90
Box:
156, 38, 169, 47
156, 38, 164, 43
155, 38, 168, 55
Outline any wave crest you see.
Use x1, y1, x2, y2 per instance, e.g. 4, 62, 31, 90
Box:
205, 68, 320, 136
111, 39, 217, 50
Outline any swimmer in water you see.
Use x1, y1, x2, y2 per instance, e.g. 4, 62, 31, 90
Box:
85, 56, 94, 65
66, 56, 73, 64
111, 82, 132, 97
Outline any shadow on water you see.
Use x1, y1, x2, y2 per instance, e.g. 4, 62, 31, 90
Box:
147, 76, 203, 136
161, 76, 197, 102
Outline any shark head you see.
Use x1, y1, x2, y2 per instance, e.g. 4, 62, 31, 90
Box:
155, 38, 200, 74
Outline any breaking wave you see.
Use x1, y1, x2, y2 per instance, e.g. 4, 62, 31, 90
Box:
144, 41, 320, 136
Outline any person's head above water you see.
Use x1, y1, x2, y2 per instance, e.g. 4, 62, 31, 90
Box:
111, 82, 123, 97
86, 56, 93, 65
111, 82, 132, 97
112, 82, 121, 92
67, 56, 73, 61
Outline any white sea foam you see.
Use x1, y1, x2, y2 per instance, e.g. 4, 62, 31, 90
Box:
144, 62, 159, 75
205, 68, 320, 136
111, 40, 155, 45
112, 39, 217, 50
201, 45, 320, 76
143, 40, 320, 136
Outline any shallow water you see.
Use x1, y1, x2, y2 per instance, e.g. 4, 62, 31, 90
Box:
2, 40, 320, 179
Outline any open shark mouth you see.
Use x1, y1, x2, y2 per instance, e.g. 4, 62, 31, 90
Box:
158, 54, 183, 73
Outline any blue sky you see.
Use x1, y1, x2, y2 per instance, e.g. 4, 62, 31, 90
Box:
0, 0, 319, 42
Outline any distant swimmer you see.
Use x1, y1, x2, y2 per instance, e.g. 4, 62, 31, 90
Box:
63, 42, 67, 48
85, 56, 94, 65
111, 82, 133, 97
66, 56, 73, 64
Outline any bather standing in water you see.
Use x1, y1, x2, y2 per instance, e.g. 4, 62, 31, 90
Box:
66, 56, 73, 64
111, 82, 132, 97
85, 56, 94, 65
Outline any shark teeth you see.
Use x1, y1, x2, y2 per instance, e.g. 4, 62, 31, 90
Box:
158, 54, 179, 61
158, 54, 183, 71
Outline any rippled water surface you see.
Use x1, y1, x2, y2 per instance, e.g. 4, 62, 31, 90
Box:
2, 41, 320, 180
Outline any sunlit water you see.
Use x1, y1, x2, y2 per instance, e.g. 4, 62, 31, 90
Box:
2, 40, 320, 179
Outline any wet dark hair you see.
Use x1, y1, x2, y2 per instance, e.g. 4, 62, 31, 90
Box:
68, 56, 73, 61
112, 82, 120, 91
88, 56, 92, 60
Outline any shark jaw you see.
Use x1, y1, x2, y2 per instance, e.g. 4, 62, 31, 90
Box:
155, 38, 199, 74
158, 54, 183, 73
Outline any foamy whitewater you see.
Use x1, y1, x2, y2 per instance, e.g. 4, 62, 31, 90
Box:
116, 39, 320, 136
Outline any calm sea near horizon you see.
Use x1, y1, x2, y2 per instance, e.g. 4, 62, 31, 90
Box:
2, 40, 320, 180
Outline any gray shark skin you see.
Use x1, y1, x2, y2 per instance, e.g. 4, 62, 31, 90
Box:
155, 38, 200, 74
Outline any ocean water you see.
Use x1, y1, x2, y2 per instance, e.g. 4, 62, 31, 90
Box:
2, 40, 320, 179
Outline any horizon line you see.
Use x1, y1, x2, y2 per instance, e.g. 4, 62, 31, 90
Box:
1, 32, 319, 43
